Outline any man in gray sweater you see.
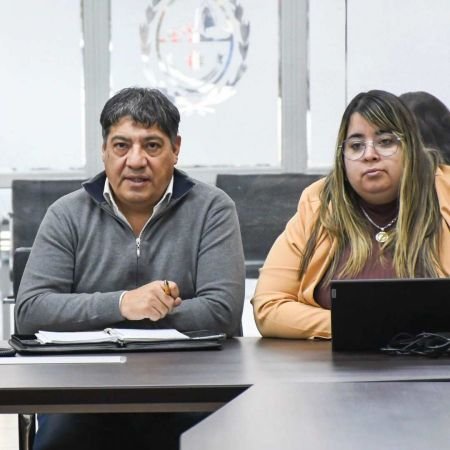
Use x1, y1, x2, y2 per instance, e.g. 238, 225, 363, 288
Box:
16, 87, 245, 450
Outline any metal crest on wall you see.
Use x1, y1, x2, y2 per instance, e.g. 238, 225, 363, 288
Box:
140, 0, 250, 115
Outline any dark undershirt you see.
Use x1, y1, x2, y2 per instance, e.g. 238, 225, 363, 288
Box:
314, 198, 398, 309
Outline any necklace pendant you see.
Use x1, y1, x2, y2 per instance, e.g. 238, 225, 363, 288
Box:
375, 231, 388, 243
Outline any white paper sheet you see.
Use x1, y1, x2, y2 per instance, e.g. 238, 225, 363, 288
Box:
36, 330, 115, 344
0, 355, 126, 365
106, 328, 189, 341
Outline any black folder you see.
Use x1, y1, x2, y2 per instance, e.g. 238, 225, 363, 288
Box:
9, 330, 226, 355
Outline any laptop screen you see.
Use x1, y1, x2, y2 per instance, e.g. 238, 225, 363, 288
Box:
331, 278, 450, 351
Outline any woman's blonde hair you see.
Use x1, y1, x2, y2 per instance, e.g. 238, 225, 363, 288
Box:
300, 90, 442, 281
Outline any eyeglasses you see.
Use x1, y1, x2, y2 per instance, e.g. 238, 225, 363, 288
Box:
341, 133, 401, 161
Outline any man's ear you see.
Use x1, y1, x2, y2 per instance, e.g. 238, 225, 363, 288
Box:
101, 144, 106, 162
172, 136, 181, 163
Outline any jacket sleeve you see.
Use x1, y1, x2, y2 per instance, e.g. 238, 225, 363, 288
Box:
15, 206, 124, 334
158, 196, 245, 337
251, 188, 331, 339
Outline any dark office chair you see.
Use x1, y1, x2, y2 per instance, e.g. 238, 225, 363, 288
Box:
9, 179, 84, 450
13, 247, 34, 450
3, 180, 84, 334
216, 173, 322, 278
11, 179, 84, 251
2, 246, 35, 450
12, 247, 31, 299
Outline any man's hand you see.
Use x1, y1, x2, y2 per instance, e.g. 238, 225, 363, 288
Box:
120, 280, 182, 321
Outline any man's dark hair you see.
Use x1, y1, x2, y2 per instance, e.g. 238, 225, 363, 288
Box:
100, 87, 180, 145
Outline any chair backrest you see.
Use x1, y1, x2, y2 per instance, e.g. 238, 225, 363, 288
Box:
10, 180, 82, 450
216, 173, 322, 278
13, 247, 32, 297
11, 179, 84, 251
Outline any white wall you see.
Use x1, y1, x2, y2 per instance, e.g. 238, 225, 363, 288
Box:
0, 0, 84, 172
111, 0, 280, 168
347, 0, 450, 105
2, 0, 449, 174
308, 0, 346, 169
308, 0, 450, 169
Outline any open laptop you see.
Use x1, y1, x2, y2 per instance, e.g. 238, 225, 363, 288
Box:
331, 278, 450, 351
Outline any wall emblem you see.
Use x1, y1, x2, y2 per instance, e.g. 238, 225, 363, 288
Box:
140, 0, 250, 114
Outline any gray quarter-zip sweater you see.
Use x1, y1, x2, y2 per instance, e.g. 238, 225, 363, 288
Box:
15, 169, 245, 336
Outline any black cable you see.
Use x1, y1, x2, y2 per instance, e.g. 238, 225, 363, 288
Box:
381, 332, 450, 357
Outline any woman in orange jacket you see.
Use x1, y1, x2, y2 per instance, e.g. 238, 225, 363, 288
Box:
252, 90, 450, 339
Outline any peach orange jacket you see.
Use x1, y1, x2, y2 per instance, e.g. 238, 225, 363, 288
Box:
252, 165, 450, 339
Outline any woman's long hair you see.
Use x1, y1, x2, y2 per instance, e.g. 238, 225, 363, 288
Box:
299, 90, 442, 281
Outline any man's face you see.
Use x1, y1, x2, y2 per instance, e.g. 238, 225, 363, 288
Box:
102, 116, 180, 215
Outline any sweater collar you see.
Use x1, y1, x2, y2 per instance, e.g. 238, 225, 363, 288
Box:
82, 168, 195, 205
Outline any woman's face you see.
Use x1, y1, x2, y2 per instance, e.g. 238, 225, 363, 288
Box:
343, 112, 404, 205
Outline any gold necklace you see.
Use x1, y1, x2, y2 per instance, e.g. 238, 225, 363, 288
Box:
360, 206, 398, 243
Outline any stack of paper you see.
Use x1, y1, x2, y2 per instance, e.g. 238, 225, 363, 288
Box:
105, 328, 189, 342
35, 328, 189, 344
36, 330, 116, 344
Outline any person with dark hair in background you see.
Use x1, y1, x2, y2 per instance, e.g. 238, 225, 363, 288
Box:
400, 91, 450, 163
16, 87, 245, 449
252, 90, 450, 339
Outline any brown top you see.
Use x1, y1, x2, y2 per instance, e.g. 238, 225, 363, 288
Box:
314, 199, 398, 309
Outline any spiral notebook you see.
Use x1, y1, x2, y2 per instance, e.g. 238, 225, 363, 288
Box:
331, 278, 450, 351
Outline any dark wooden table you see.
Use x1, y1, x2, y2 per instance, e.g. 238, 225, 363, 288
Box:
1, 337, 450, 415
182, 381, 450, 450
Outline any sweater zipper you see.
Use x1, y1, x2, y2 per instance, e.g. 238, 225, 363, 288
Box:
136, 237, 141, 258
135, 236, 141, 287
